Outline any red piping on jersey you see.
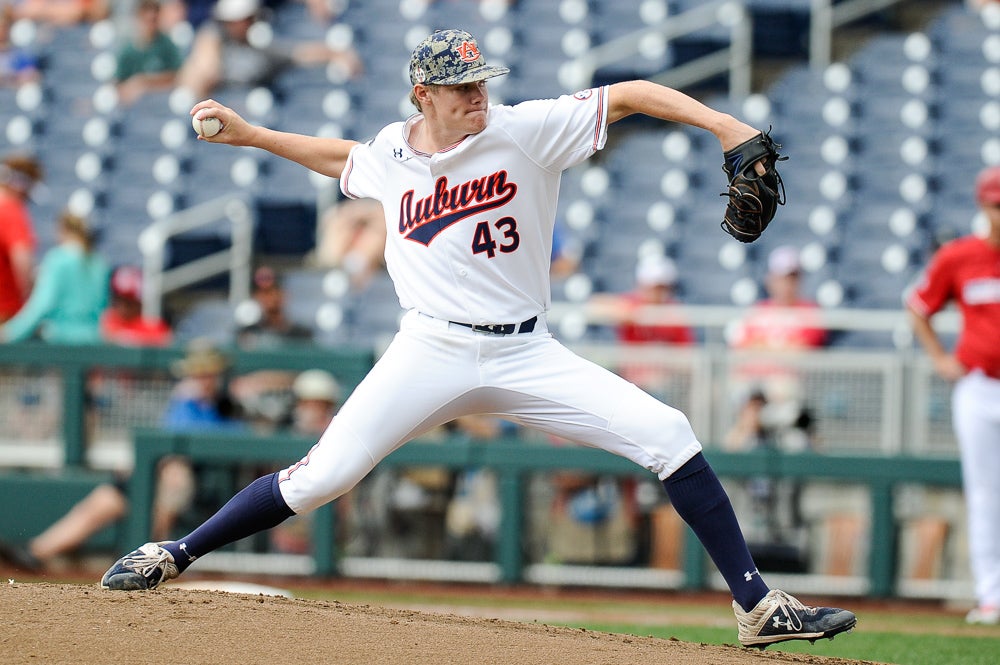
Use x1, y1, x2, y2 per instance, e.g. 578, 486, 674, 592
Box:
340, 154, 357, 198
592, 86, 606, 152
406, 136, 466, 157
278, 441, 321, 482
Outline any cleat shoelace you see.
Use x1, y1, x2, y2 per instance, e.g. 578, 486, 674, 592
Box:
769, 590, 814, 632
122, 546, 171, 580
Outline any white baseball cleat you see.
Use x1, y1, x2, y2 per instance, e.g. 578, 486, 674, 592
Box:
101, 542, 179, 591
733, 589, 857, 648
965, 606, 1000, 625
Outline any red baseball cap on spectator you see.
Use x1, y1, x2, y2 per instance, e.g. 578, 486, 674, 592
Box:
975, 166, 1000, 206
111, 265, 143, 301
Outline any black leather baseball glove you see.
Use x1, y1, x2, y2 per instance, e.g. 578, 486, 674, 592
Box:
720, 130, 787, 243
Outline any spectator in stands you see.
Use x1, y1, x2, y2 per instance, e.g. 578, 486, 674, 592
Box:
100, 265, 173, 347
0, 211, 109, 344
229, 265, 315, 439
288, 367, 340, 435
589, 254, 695, 346
311, 198, 386, 290
157, 338, 246, 538
729, 245, 826, 351
726, 244, 826, 441
907, 165, 1000, 626
9, 0, 109, 26
725, 388, 816, 455
546, 255, 696, 567
0, 479, 131, 573
586, 254, 694, 394
114, 0, 183, 107
236, 265, 313, 349
174, 0, 361, 98
162, 337, 244, 430
725, 245, 826, 574
1, 4, 40, 87
724, 387, 814, 556
160, 0, 341, 31
269, 368, 342, 554
0, 339, 243, 572
0, 153, 42, 323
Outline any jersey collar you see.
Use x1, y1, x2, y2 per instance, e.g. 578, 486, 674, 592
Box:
403, 112, 479, 157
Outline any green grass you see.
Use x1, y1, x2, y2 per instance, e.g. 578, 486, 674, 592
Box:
574, 623, 1000, 665
290, 585, 1000, 665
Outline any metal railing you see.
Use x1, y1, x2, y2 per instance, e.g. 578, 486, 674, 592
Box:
138, 193, 255, 320
566, 0, 753, 98
810, 0, 910, 69
0, 306, 962, 469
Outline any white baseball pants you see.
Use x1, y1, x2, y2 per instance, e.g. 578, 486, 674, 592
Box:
953, 370, 1000, 608
278, 309, 702, 514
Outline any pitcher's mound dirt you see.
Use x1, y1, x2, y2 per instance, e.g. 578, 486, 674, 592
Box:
1, 582, 872, 665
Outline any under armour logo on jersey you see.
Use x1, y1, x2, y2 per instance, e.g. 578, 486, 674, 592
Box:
399, 170, 517, 246
393, 148, 404, 159
456, 41, 481, 63
744, 568, 759, 582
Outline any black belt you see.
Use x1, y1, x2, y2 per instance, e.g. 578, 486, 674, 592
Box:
450, 316, 538, 335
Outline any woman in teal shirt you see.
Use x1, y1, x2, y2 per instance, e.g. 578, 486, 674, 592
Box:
1, 211, 109, 344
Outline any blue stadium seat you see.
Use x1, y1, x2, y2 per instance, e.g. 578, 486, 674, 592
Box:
173, 299, 236, 344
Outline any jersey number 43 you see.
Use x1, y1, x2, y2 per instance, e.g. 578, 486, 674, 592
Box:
471, 217, 520, 258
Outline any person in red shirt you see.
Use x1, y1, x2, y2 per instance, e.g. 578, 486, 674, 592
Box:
907, 165, 1000, 626
100, 265, 173, 347
616, 254, 696, 345
0, 154, 42, 323
729, 245, 826, 351
587, 254, 695, 392
727, 245, 827, 438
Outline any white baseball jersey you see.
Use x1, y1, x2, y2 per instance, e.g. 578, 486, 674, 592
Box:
340, 87, 609, 325
278, 84, 701, 516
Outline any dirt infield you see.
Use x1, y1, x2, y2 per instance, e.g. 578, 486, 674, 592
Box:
0, 582, 876, 665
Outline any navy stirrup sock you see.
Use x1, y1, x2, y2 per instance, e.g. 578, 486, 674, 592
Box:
164, 472, 294, 573
663, 453, 769, 612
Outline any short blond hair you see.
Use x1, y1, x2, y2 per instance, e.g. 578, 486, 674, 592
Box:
409, 83, 440, 112
59, 211, 96, 252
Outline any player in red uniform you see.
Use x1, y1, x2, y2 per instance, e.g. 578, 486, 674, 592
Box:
907, 165, 1000, 625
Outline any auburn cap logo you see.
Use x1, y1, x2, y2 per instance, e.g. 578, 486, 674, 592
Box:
456, 41, 481, 63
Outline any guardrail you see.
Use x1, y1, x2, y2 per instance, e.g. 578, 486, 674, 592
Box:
127, 429, 962, 598
565, 0, 753, 98
138, 193, 255, 320
0, 337, 959, 463
809, 0, 910, 69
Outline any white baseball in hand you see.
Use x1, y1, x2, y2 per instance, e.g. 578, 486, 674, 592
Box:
192, 115, 222, 138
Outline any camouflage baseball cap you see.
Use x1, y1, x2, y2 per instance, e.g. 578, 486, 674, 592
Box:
409, 29, 510, 86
